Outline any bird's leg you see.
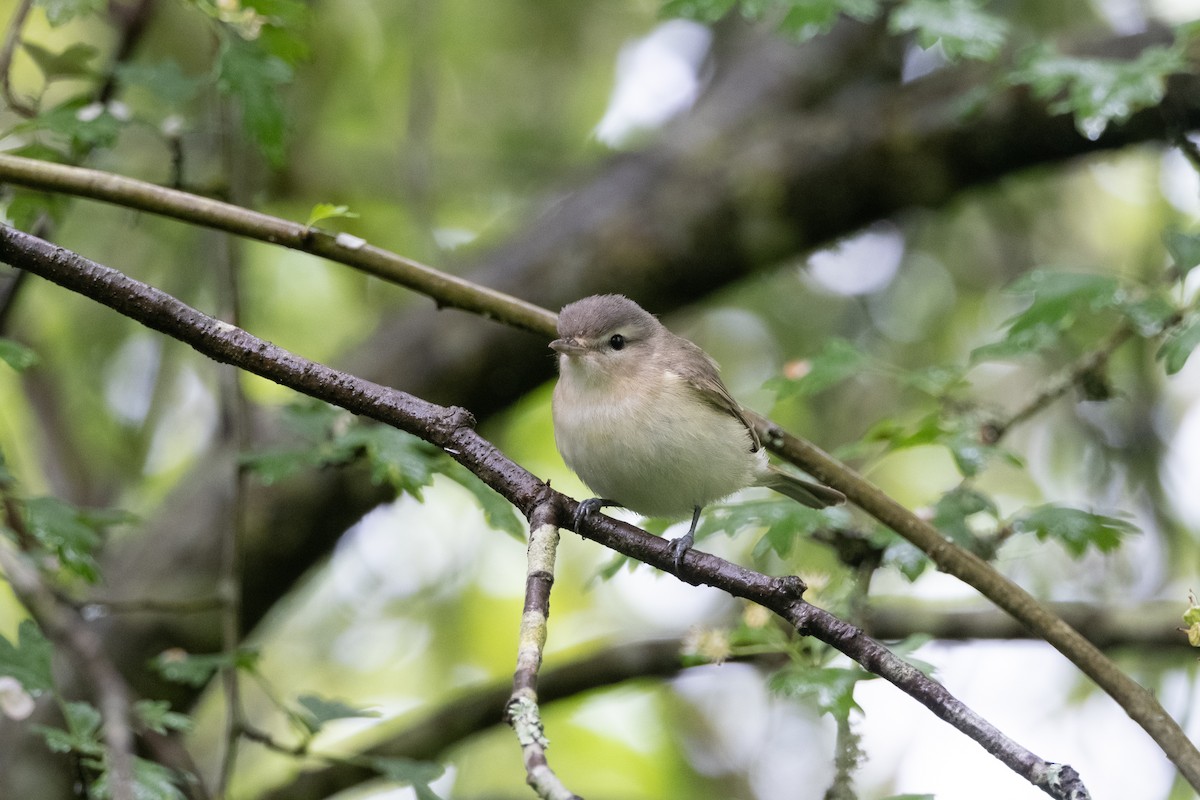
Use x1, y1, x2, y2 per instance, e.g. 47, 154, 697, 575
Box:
669, 506, 703, 570
573, 497, 618, 532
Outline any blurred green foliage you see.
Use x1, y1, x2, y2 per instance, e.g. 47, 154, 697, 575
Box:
0, 0, 1198, 798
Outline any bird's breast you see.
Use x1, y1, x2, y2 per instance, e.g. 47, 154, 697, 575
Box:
552, 370, 761, 517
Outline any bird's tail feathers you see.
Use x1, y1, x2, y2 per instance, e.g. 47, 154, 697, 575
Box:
759, 465, 845, 509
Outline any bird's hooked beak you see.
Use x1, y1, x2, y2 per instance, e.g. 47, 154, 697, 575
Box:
550, 337, 587, 356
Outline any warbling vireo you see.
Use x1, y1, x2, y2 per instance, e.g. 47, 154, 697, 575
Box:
550, 294, 844, 568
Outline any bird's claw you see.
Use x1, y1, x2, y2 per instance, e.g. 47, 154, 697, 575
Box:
669, 531, 695, 571
573, 498, 609, 531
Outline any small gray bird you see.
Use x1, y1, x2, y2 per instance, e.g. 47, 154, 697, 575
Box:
550, 294, 844, 568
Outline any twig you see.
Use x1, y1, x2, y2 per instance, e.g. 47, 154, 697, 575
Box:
506, 504, 582, 800
980, 324, 1138, 444
83, 596, 224, 615
0, 0, 35, 117
0, 225, 1103, 799
0, 154, 558, 337
214, 234, 249, 796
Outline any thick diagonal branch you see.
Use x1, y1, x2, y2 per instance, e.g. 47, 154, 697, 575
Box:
0, 225, 1101, 798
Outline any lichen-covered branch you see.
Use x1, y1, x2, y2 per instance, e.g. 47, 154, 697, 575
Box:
506, 505, 580, 799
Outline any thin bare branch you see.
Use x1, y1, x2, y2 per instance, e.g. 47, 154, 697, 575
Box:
506, 506, 581, 800
0, 0, 36, 117
0, 154, 557, 337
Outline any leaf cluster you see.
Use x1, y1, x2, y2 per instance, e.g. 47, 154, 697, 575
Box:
662, 0, 1192, 137
241, 400, 524, 539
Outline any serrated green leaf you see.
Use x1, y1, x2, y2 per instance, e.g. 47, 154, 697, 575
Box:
216, 34, 292, 166
770, 338, 870, 400
778, 0, 881, 39
1158, 315, 1200, 375
92, 756, 186, 800
971, 270, 1123, 362
890, 0, 1009, 61
1011, 42, 1187, 139
21, 41, 99, 79
35, 0, 104, 26
882, 538, 929, 581
295, 693, 380, 734
932, 485, 997, 545
439, 460, 524, 540
863, 411, 944, 451
239, 448, 322, 485
699, 497, 832, 558
151, 649, 259, 687
0, 619, 54, 694
306, 203, 359, 228
768, 666, 874, 721
35, 700, 103, 756
1011, 504, 1137, 557
133, 700, 193, 735
0, 338, 38, 371
23, 496, 114, 583
340, 426, 438, 498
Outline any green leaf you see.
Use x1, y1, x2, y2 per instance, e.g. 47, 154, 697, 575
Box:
882, 537, 930, 581
0, 338, 38, 371
696, 497, 831, 558
1164, 229, 1200, 278
896, 364, 968, 398
778, 0, 881, 39
306, 203, 360, 228
1010, 504, 1137, 557
20, 498, 134, 584
932, 485, 997, 546
241, 402, 357, 483
770, 338, 870, 400
1157, 315, 1200, 375
370, 756, 446, 799
216, 34, 293, 166
769, 666, 875, 721
890, 0, 1009, 61
34, 0, 105, 27
971, 270, 1123, 362
115, 61, 203, 106
93, 757, 186, 800
0, 619, 54, 694
1010, 42, 1187, 139
36, 700, 103, 756
20, 41, 98, 79
133, 700, 193, 735
295, 693, 380, 735
339, 426, 439, 498
439, 460, 524, 540
660, 0, 736, 21
16, 98, 125, 153
151, 648, 260, 687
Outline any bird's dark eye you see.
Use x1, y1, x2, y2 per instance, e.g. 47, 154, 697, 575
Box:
609, 334, 626, 351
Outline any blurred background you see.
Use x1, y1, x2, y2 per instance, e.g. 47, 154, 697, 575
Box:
0, 0, 1199, 798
